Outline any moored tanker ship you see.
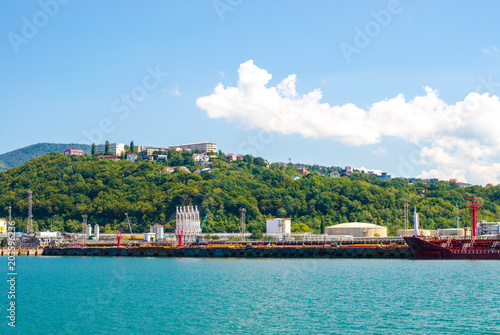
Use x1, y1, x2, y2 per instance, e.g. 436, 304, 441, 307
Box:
404, 198, 500, 259
404, 235, 500, 259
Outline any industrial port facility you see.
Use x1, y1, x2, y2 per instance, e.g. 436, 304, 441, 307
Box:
2, 197, 500, 260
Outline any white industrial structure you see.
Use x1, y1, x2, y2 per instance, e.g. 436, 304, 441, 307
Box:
86, 224, 92, 239
35, 231, 61, 238
143, 233, 156, 242
266, 218, 291, 234
175, 206, 202, 243
437, 228, 465, 237
325, 222, 387, 237
150, 224, 165, 241
398, 229, 437, 237
94, 224, 100, 240
479, 221, 500, 236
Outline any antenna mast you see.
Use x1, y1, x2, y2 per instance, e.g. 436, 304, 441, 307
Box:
401, 198, 409, 231
27, 190, 34, 234
239, 208, 246, 241
82, 214, 88, 244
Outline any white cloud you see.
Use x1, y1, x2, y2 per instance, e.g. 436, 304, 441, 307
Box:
164, 86, 181, 96
196, 60, 500, 185
482, 46, 500, 55
355, 167, 385, 175
321, 76, 332, 84
372, 147, 387, 156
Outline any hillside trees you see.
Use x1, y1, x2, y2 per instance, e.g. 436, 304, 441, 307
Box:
0, 152, 500, 235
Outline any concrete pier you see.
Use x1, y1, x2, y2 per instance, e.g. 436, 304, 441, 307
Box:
42, 245, 410, 258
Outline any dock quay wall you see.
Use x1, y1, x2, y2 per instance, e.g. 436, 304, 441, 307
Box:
1, 248, 45, 256
42, 245, 410, 258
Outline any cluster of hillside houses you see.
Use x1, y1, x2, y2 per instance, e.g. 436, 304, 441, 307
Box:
64, 142, 484, 186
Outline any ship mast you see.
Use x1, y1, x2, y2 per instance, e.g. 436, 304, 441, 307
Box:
413, 206, 419, 237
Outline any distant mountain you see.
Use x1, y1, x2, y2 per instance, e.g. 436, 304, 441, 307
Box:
0, 143, 91, 172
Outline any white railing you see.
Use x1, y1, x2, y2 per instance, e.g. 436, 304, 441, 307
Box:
452, 249, 500, 254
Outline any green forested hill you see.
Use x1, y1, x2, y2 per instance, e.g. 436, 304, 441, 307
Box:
1, 152, 499, 235
0, 143, 91, 172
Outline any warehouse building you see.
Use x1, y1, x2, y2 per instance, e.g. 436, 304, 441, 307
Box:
325, 222, 387, 237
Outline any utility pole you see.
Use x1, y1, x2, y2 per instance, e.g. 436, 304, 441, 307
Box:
455, 202, 460, 231
239, 208, 246, 241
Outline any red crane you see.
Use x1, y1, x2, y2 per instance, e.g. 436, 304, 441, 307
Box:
466, 198, 483, 237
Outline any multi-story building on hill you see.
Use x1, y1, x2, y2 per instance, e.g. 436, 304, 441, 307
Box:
136, 146, 169, 156
168, 142, 217, 153
64, 149, 84, 156
96, 143, 125, 156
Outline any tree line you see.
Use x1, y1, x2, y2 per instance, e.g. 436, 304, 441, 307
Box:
0, 151, 499, 235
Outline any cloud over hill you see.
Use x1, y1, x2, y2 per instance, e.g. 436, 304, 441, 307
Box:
197, 60, 500, 185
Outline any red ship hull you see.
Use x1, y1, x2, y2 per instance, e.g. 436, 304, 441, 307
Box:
404, 236, 500, 260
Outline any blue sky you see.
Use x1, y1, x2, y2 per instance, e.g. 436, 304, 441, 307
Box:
2, 1, 500, 184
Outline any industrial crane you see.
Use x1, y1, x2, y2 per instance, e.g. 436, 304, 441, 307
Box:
200, 212, 210, 231
124, 213, 133, 234
195, 212, 210, 244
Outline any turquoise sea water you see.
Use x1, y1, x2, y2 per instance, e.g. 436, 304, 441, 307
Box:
2, 257, 500, 335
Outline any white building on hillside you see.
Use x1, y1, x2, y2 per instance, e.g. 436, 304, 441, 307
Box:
168, 142, 217, 153
96, 143, 125, 156
193, 153, 210, 163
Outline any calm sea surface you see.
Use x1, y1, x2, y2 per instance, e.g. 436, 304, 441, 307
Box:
2, 257, 500, 335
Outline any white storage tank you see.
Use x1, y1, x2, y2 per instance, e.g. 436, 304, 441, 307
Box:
437, 228, 465, 237
94, 224, 100, 240
325, 222, 387, 237
398, 229, 438, 237
266, 218, 291, 234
